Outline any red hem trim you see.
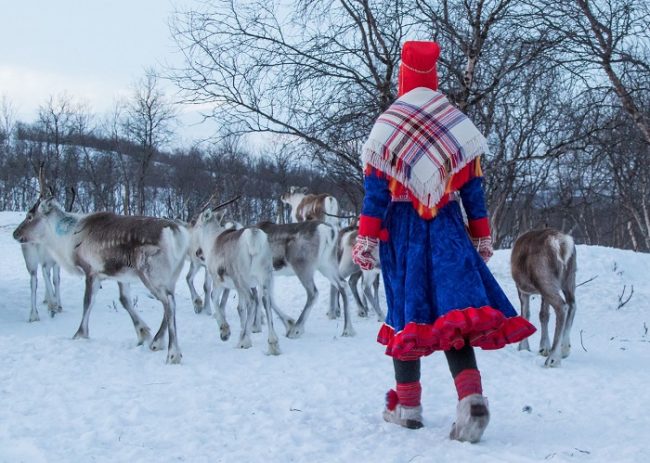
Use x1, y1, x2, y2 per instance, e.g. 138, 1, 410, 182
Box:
377, 307, 536, 361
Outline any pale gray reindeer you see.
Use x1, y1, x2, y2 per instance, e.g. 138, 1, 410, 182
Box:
16, 168, 75, 322
332, 225, 384, 322
194, 208, 281, 354
256, 221, 354, 338
13, 197, 189, 364
511, 228, 577, 367
280, 187, 340, 228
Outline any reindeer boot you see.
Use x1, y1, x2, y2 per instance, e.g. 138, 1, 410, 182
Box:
449, 394, 490, 443
383, 387, 423, 429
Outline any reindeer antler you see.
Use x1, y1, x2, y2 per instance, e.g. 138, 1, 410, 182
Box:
38, 162, 47, 198
66, 187, 77, 212
198, 190, 220, 212
211, 195, 242, 211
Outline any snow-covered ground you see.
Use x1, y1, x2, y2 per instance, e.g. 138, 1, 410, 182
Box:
0, 211, 648, 463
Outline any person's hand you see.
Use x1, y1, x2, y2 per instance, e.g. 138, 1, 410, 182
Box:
471, 235, 493, 263
352, 235, 379, 270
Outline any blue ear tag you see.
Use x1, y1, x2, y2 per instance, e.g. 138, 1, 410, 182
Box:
56, 216, 77, 236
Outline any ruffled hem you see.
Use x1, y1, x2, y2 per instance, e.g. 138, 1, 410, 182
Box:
377, 306, 536, 361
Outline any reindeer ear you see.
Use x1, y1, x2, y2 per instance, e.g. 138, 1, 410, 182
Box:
214, 210, 227, 225
301, 186, 309, 194
202, 209, 213, 221
39, 198, 56, 214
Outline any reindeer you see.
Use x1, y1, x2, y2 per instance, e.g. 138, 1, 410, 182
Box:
511, 228, 577, 367
256, 221, 354, 338
332, 225, 384, 322
281, 186, 340, 227
13, 197, 189, 364
193, 208, 281, 354
184, 195, 242, 317
15, 168, 75, 322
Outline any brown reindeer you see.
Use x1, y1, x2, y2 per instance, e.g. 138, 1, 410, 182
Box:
13, 197, 189, 364
511, 228, 577, 367
280, 186, 340, 227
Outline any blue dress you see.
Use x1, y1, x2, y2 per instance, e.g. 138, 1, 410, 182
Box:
360, 167, 535, 361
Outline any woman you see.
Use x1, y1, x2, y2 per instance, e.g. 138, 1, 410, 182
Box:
352, 41, 535, 443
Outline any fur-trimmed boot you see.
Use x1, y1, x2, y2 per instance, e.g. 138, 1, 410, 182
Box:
382, 389, 424, 429
449, 394, 490, 443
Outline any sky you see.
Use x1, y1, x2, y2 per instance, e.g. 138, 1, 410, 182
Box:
0, 0, 216, 144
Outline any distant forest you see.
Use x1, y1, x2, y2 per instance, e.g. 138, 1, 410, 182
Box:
1, 0, 649, 251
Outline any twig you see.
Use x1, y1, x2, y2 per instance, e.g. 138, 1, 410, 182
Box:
324, 211, 358, 219
575, 448, 591, 454
616, 285, 634, 310
580, 329, 587, 352
576, 275, 598, 288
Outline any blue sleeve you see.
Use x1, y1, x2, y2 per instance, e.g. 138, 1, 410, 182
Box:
361, 170, 391, 219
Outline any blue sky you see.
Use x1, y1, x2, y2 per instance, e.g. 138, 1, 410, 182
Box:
0, 0, 215, 142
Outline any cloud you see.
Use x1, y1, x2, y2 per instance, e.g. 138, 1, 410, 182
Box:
0, 65, 128, 119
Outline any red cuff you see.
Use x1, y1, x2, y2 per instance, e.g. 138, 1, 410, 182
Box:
358, 215, 382, 238
468, 217, 491, 238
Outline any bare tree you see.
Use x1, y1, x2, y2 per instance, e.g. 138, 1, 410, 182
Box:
123, 70, 176, 215
170, 0, 415, 181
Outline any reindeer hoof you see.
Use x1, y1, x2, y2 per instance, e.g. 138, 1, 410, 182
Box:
73, 331, 89, 340
219, 325, 231, 341
518, 341, 531, 352
287, 326, 303, 339
357, 310, 369, 318
57, 305, 63, 313
267, 342, 281, 356
561, 345, 571, 358
237, 338, 252, 349
137, 327, 152, 345
539, 346, 550, 357
326, 310, 338, 320
29, 313, 40, 323
341, 327, 356, 337
150, 338, 165, 351
544, 356, 561, 367
193, 298, 203, 314
166, 351, 183, 364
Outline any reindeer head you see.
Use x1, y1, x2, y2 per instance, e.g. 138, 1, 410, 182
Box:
13, 197, 63, 244
281, 186, 309, 203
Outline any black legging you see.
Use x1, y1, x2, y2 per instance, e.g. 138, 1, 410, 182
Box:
393, 343, 478, 383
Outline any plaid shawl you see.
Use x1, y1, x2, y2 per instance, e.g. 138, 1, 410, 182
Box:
362, 87, 488, 208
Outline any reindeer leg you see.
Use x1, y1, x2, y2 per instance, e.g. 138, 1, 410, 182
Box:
41, 263, 57, 317
164, 292, 182, 364
236, 287, 254, 349
349, 272, 367, 318
211, 286, 231, 341
52, 264, 63, 312
561, 289, 577, 359
327, 284, 340, 320
251, 287, 262, 333
544, 293, 568, 368
202, 267, 213, 315
73, 275, 100, 339
287, 270, 319, 339
118, 282, 151, 346
517, 291, 531, 352
262, 283, 281, 355
186, 260, 203, 314
363, 272, 384, 322
27, 268, 39, 322
538, 298, 551, 356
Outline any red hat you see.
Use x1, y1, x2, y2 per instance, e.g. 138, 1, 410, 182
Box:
398, 41, 441, 96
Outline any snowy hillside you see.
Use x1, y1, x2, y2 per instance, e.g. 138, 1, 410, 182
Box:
0, 211, 648, 463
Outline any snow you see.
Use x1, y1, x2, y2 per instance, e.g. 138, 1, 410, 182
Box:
0, 211, 648, 463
